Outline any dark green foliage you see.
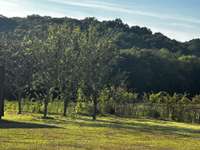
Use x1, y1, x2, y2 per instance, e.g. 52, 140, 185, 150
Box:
118, 49, 200, 94
1, 15, 200, 121
0, 15, 198, 53
185, 39, 200, 56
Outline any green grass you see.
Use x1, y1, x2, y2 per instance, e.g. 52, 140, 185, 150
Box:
1, 111, 200, 150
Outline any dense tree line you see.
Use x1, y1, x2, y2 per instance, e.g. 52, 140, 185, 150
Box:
0, 15, 200, 120
118, 48, 200, 94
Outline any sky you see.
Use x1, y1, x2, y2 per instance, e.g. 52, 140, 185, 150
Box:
0, 0, 200, 42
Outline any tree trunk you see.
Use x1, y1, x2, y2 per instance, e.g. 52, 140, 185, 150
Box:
18, 93, 22, 114
0, 66, 5, 120
198, 113, 200, 124
63, 97, 68, 116
43, 98, 48, 118
92, 96, 98, 121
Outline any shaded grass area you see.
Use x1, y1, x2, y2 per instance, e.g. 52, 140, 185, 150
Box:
0, 119, 59, 129
0, 112, 200, 150
74, 118, 200, 138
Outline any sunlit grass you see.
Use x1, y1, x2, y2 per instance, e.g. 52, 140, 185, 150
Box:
1, 109, 200, 149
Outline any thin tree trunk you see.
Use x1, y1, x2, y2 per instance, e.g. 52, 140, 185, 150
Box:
43, 98, 48, 118
0, 66, 5, 120
92, 96, 98, 121
63, 97, 68, 116
18, 93, 22, 114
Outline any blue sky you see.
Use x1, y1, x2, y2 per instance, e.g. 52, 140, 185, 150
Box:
0, 0, 200, 42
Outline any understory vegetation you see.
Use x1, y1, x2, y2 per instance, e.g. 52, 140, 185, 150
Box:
5, 91, 200, 123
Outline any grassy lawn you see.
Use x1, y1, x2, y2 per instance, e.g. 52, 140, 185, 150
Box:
1, 111, 200, 150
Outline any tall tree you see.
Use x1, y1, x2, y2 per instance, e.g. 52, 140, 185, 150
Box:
43, 25, 80, 116
78, 25, 119, 120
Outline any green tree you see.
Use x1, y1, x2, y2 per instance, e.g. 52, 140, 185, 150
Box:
78, 25, 119, 120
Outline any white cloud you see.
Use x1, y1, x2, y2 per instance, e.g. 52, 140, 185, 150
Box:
150, 26, 199, 42
47, 0, 200, 25
0, 0, 19, 7
168, 22, 196, 29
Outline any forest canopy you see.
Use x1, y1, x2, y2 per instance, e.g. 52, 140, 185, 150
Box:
1, 15, 200, 121
1, 15, 200, 97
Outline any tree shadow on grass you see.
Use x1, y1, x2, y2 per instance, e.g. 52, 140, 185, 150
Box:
76, 117, 200, 138
0, 120, 60, 129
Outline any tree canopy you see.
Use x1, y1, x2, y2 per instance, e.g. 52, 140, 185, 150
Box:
0, 15, 200, 119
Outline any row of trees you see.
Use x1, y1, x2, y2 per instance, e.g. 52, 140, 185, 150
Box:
1, 24, 120, 120
0, 16, 200, 121
6, 89, 200, 123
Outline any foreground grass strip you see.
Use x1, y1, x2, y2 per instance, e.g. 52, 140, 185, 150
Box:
0, 112, 200, 150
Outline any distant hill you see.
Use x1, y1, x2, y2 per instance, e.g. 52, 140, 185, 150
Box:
0, 15, 199, 56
